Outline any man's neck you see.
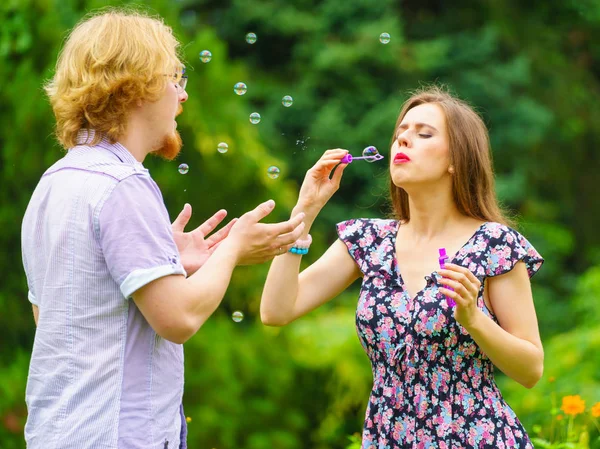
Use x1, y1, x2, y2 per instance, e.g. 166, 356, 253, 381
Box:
118, 119, 156, 163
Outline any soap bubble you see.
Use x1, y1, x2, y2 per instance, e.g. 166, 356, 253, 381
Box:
249, 112, 261, 124
362, 146, 379, 162
379, 33, 391, 44
296, 136, 311, 151
246, 32, 257, 44
282, 95, 293, 107
217, 142, 229, 154
232, 311, 244, 322
199, 50, 212, 63
178, 163, 189, 174
267, 166, 280, 179
234, 82, 247, 95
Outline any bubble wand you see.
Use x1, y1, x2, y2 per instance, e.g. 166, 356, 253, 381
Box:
340, 146, 384, 164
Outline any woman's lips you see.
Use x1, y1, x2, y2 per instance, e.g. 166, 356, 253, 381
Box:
394, 152, 411, 163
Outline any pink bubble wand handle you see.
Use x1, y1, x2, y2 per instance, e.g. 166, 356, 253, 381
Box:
438, 248, 456, 307
340, 154, 384, 164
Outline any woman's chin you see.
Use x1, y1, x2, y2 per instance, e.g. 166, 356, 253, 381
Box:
391, 175, 410, 189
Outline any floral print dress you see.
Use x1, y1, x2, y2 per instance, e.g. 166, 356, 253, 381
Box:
336, 219, 544, 449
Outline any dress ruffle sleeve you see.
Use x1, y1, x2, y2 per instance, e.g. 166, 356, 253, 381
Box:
483, 223, 544, 279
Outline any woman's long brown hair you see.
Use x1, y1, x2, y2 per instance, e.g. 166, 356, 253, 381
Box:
389, 86, 514, 227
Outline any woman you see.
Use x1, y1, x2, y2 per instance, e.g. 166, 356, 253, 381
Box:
260, 86, 544, 448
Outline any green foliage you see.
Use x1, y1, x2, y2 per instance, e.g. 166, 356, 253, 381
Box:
1, 0, 600, 448
499, 325, 600, 431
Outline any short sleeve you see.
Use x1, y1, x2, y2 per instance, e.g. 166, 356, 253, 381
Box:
97, 174, 186, 299
483, 224, 544, 279
21, 251, 38, 305
336, 218, 398, 276
336, 219, 371, 274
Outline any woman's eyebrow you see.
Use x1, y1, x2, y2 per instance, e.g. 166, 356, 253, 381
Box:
397, 122, 439, 134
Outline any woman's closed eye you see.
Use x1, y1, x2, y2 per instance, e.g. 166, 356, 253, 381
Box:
418, 134, 432, 138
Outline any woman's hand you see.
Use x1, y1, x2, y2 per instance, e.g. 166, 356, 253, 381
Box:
296, 149, 349, 215
438, 263, 483, 328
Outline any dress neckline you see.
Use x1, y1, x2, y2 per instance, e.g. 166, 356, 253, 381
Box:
390, 221, 489, 302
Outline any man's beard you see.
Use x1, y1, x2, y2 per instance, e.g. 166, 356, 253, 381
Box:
153, 130, 183, 161
152, 105, 184, 160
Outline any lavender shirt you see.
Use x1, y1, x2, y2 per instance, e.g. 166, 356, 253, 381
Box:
21, 130, 188, 449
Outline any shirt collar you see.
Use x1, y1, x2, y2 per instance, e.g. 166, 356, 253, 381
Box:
76, 129, 143, 168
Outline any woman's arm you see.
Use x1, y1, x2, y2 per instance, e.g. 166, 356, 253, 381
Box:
467, 262, 544, 388
261, 236, 361, 326
461, 262, 544, 388
261, 149, 361, 326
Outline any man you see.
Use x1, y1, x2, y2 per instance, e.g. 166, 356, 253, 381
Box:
21, 9, 304, 449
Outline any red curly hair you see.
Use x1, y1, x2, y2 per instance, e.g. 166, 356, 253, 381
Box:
44, 7, 185, 149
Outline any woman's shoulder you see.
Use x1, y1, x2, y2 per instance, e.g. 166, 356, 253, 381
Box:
478, 221, 528, 242
475, 221, 544, 279
336, 218, 398, 238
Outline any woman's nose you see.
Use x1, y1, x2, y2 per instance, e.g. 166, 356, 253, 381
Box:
179, 90, 188, 103
398, 132, 410, 148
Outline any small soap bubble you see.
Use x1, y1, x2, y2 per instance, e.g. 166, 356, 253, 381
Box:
234, 82, 247, 95
232, 311, 244, 322
296, 136, 311, 151
362, 145, 379, 162
178, 163, 189, 174
267, 166, 280, 179
282, 95, 293, 107
379, 33, 391, 44
249, 112, 261, 124
217, 142, 229, 154
186, 417, 192, 423
199, 50, 212, 63
246, 32, 257, 44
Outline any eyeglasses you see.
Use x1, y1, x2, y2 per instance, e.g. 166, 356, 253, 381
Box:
166, 68, 188, 93
175, 75, 188, 92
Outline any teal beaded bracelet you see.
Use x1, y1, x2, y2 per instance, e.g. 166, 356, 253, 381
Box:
288, 234, 312, 255
289, 247, 309, 255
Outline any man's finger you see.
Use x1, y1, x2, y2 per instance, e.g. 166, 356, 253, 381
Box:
205, 218, 237, 247
194, 209, 228, 237
276, 221, 307, 247
265, 211, 306, 237
172, 203, 192, 233
246, 199, 276, 223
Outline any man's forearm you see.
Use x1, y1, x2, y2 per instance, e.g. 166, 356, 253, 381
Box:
32, 304, 39, 326
183, 242, 239, 331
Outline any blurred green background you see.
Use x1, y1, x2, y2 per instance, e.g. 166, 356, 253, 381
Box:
1, 0, 600, 448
